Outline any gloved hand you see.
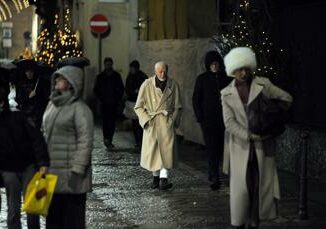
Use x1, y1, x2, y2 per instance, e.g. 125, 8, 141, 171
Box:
250, 134, 263, 142
68, 171, 83, 190
39, 166, 48, 177
249, 133, 271, 142
29, 90, 36, 98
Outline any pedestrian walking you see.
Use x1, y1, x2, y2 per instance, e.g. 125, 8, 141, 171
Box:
135, 61, 182, 190
94, 57, 124, 149
221, 47, 293, 228
124, 60, 148, 149
42, 66, 94, 229
192, 50, 231, 190
0, 84, 49, 229
15, 60, 50, 129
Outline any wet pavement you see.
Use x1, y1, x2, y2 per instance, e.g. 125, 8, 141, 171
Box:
1, 123, 326, 228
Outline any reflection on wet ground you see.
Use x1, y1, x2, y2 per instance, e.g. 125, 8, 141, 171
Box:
1, 127, 326, 228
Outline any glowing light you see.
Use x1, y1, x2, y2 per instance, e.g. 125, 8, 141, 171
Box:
23, 0, 29, 8
35, 8, 83, 67
11, 0, 20, 13
1, 0, 12, 18
0, 5, 7, 20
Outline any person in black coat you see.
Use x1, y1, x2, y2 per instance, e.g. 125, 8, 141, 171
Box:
94, 57, 124, 149
192, 50, 232, 190
0, 85, 49, 229
125, 60, 147, 148
15, 63, 50, 129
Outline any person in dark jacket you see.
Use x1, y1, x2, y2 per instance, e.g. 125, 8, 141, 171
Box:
15, 62, 50, 129
125, 60, 147, 148
94, 57, 124, 149
192, 50, 232, 190
0, 85, 49, 229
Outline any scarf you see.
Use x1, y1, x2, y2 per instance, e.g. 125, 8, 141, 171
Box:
155, 76, 167, 92
50, 90, 74, 107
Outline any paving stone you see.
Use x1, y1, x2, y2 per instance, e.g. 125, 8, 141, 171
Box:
1, 126, 326, 228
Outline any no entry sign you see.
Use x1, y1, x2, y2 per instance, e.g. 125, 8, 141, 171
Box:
90, 14, 110, 34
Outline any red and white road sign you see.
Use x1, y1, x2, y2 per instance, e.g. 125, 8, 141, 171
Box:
90, 14, 110, 34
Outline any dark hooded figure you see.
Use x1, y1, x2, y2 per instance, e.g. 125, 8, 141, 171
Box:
125, 60, 147, 148
192, 50, 232, 190
15, 61, 50, 129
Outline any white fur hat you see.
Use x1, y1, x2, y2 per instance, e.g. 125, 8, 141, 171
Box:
224, 47, 257, 77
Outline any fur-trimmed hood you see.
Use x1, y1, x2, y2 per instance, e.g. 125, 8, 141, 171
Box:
224, 47, 257, 77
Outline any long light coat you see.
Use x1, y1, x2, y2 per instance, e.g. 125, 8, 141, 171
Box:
221, 77, 293, 226
135, 77, 182, 171
43, 66, 94, 194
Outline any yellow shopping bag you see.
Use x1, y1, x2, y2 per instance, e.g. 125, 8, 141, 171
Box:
22, 172, 58, 216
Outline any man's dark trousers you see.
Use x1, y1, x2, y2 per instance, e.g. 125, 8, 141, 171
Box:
101, 103, 118, 143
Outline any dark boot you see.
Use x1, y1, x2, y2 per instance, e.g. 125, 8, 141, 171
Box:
159, 178, 173, 190
234, 225, 245, 229
249, 224, 259, 229
151, 176, 160, 189
104, 139, 115, 149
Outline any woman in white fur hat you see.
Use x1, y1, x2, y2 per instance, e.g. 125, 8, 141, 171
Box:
221, 47, 293, 228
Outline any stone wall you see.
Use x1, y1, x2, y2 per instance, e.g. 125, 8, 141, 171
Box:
276, 127, 326, 180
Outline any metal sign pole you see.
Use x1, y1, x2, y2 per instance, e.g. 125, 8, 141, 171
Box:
98, 34, 102, 73
90, 14, 109, 73
299, 130, 309, 220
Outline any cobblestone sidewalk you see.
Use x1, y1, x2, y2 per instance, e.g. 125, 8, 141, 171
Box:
1, 127, 326, 228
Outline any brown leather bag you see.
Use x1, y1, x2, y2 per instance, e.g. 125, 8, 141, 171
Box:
248, 93, 288, 137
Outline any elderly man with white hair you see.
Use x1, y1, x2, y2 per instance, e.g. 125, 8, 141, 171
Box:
135, 61, 182, 190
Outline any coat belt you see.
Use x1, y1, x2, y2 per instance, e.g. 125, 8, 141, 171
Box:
148, 110, 169, 120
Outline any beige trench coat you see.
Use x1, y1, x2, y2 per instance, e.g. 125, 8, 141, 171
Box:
134, 77, 182, 171
221, 77, 293, 226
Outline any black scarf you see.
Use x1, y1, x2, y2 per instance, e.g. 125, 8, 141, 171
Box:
155, 76, 167, 92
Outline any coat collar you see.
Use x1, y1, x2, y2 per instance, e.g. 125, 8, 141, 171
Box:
247, 77, 264, 105
150, 76, 173, 109
222, 77, 264, 118
228, 77, 264, 105
228, 80, 247, 116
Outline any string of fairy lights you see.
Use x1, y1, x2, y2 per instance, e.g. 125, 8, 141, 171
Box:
0, 0, 30, 21
219, 0, 285, 77
34, 6, 82, 66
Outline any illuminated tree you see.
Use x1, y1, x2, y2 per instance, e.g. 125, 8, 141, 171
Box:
212, 0, 285, 78
34, 6, 82, 67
